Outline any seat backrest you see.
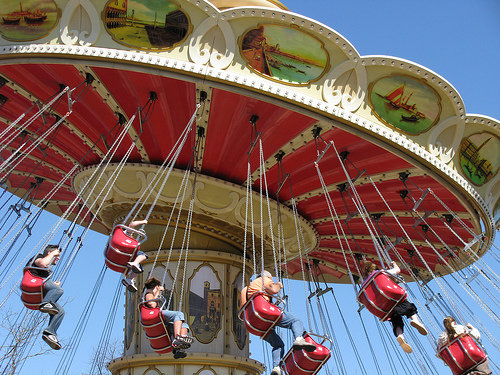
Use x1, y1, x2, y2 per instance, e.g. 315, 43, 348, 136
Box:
241, 292, 283, 339
104, 226, 142, 273
20, 268, 46, 310
438, 334, 487, 375
140, 304, 172, 354
357, 270, 407, 321
282, 333, 331, 375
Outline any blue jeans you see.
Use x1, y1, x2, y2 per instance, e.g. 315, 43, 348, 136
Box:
43, 279, 65, 335
263, 311, 305, 367
162, 310, 189, 331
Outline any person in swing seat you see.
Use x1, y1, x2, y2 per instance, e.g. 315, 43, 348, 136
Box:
362, 261, 428, 354
143, 277, 194, 359
121, 219, 149, 293
27, 244, 65, 350
437, 316, 492, 375
240, 270, 316, 375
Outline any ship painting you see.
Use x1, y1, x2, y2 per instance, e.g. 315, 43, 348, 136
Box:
0, 0, 58, 42
240, 24, 328, 84
369, 75, 441, 134
459, 133, 499, 186
103, 0, 190, 50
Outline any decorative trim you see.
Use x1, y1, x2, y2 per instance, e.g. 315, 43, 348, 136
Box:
108, 352, 264, 374
59, 0, 100, 46
189, 16, 235, 69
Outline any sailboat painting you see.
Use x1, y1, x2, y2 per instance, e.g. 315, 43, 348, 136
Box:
103, 0, 191, 50
368, 75, 441, 134
0, 0, 59, 42
459, 132, 499, 186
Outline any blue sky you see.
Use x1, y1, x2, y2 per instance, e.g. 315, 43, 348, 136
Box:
2, 0, 499, 374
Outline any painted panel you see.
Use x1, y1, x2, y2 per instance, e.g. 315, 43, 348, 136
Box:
188, 263, 222, 344
103, 0, 191, 50
240, 24, 328, 85
368, 74, 441, 134
459, 132, 499, 186
0, 0, 60, 42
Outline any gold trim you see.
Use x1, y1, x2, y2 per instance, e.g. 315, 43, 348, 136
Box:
238, 23, 330, 87
230, 271, 248, 350
194, 365, 216, 375
108, 352, 264, 373
367, 73, 443, 136
0, 3, 61, 42
142, 366, 162, 375
458, 131, 499, 187
101, 0, 193, 52
187, 262, 224, 344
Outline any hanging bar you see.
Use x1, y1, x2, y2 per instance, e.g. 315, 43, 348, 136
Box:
412, 210, 435, 228
463, 233, 482, 252
412, 187, 431, 211
315, 140, 333, 164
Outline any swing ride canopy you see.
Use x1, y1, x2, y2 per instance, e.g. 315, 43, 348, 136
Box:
0, 0, 498, 284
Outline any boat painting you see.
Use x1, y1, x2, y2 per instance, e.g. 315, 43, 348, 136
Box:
103, 0, 191, 50
240, 24, 328, 85
0, 0, 58, 42
368, 75, 441, 134
459, 132, 499, 186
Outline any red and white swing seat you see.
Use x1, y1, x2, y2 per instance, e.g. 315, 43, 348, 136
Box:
238, 291, 285, 339
20, 267, 49, 310
282, 333, 332, 375
437, 333, 488, 375
139, 298, 173, 354
104, 224, 147, 274
356, 270, 407, 321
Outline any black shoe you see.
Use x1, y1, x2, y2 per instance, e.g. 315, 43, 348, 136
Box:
127, 262, 144, 274
39, 302, 59, 315
121, 278, 137, 293
172, 335, 193, 349
173, 349, 187, 359
42, 331, 61, 350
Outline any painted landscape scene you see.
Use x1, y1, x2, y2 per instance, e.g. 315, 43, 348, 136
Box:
459, 133, 498, 186
369, 75, 441, 134
104, 0, 189, 50
0, 0, 58, 41
241, 24, 328, 84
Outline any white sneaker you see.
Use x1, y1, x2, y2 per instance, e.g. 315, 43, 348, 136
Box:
292, 336, 316, 352
270, 366, 281, 375
410, 319, 428, 335
397, 335, 412, 353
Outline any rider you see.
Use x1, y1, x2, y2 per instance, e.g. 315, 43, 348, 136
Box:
241, 270, 316, 375
121, 219, 149, 293
437, 317, 491, 374
362, 261, 428, 353
144, 277, 193, 359
28, 244, 65, 350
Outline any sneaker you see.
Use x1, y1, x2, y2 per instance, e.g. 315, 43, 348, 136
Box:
173, 349, 187, 359
39, 302, 59, 315
127, 262, 143, 274
121, 278, 137, 293
410, 319, 428, 335
292, 336, 316, 352
397, 335, 412, 353
172, 335, 193, 349
42, 331, 62, 350
270, 366, 281, 375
